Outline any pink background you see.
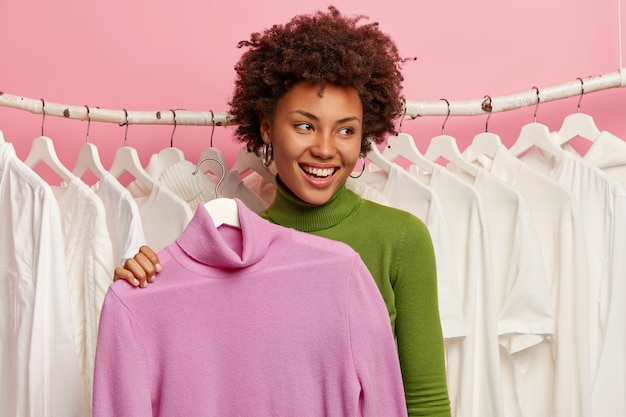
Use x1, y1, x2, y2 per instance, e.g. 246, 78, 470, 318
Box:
1, 0, 625, 182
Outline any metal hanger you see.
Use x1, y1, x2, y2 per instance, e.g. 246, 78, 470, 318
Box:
192, 156, 240, 228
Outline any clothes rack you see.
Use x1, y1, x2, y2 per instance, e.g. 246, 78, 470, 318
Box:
1, 69, 625, 125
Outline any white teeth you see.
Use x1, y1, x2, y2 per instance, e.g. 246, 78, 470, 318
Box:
303, 166, 334, 177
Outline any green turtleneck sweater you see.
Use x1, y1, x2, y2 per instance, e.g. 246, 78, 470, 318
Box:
259, 178, 451, 417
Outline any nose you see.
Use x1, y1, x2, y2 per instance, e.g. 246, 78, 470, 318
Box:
309, 132, 336, 159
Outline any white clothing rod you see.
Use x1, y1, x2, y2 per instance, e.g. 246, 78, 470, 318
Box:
1, 69, 625, 126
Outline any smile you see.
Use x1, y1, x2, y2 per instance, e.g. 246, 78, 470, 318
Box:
300, 164, 337, 179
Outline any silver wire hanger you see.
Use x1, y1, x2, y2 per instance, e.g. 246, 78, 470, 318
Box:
192, 156, 240, 228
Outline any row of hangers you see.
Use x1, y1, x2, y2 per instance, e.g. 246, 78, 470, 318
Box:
367, 79, 603, 175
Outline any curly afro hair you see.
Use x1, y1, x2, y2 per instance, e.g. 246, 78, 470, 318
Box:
229, 5, 408, 156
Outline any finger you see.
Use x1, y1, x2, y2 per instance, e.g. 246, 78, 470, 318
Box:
138, 246, 161, 273
113, 266, 140, 287
133, 252, 158, 285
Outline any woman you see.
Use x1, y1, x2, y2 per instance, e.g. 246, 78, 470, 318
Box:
114, 6, 451, 416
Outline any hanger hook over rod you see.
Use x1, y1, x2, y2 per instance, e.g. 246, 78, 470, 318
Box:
440, 98, 450, 135
209, 110, 216, 147
531, 86, 541, 122
40, 98, 46, 136
169, 109, 177, 148
84, 105, 91, 143
576, 77, 584, 113
122, 109, 129, 147
192, 156, 226, 198
481, 95, 492, 132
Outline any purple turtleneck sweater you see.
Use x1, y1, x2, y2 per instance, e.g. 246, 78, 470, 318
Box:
93, 199, 407, 417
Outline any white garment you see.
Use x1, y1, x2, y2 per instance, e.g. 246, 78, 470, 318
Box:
144, 155, 218, 213
52, 176, 115, 415
480, 145, 592, 417
411, 164, 503, 417
356, 164, 466, 340
221, 170, 269, 213
519, 147, 626, 417
453, 163, 555, 417
0, 141, 87, 417
92, 172, 146, 267
563, 131, 626, 188
242, 171, 277, 205
127, 180, 194, 252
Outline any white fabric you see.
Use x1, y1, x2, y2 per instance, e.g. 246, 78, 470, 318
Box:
454, 161, 556, 417
519, 146, 626, 417
52, 176, 115, 414
479, 145, 592, 417
127, 180, 194, 252
411, 164, 503, 417
356, 164, 466, 340
0, 141, 87, 417
144, 154, 218, 213
563, 130, 626, 188
91, 172, 146, 267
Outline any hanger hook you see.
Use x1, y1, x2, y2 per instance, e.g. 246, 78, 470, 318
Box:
122, 109, 129, 147
440, 98, 450, 135
398, 101, 408, 133
169, 109, 177, 148
209, 110, 216, 147
576, 77, 584, 113
531, 86, 541, 122
481, 95, 492, 132
84, 105, 91, 143
40, 98, 46, 136
192, 157, 226, 198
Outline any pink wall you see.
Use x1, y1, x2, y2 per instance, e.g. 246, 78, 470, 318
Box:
1, 0, 624, 183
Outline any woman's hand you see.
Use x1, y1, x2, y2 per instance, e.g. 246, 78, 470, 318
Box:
113, 245, 162, 288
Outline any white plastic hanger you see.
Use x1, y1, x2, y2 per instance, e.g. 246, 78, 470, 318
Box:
72, 105, 108, 179
508, 87, 563, 158
365, 140, 392, 173
382, 106, 434, 173
230, 146, 276, 184
23, 99, 77, 183
108, 109, 157, 190
193, 156, 240, 228
424, 99, 478, 177
466, 96, 503, 161
554, 78, 601, 145
0, 130, 5, 143
156, 109, 186, 167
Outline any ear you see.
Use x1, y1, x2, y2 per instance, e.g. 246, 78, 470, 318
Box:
260, 119, 271, 144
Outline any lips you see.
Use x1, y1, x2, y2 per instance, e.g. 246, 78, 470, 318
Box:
300, 164, 337, 179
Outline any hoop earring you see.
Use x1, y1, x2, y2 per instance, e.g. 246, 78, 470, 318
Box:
349, 154, 366, 179
261, 142, 274, 167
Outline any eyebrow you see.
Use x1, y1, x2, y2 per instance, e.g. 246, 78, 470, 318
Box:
291, 110, 361, 124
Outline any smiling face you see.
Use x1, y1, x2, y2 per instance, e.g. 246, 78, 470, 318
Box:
260, 81, 363, 205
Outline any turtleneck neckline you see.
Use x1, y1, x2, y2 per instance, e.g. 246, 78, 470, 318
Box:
263, 176, 362, 233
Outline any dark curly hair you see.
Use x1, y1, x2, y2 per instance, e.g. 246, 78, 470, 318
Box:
229, 6, 408, 156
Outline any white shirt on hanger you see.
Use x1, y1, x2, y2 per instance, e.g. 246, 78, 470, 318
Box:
355, 163, 466, 340
51, 176, 115, 415
127, 179, 194, 253
519, 145, 626, 417
0, 141, 87, 417
477, 145, 592, 417
411, 163, 503, 417
91, 172, 146, 267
